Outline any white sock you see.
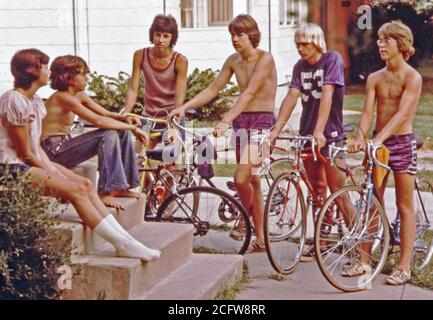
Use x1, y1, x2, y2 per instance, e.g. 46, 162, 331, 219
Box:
94, 216, 161, 262
105, 214, 135, 241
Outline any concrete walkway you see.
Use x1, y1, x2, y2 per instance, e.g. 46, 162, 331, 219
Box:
207, 177, 433, 300
237, 252, 433, 300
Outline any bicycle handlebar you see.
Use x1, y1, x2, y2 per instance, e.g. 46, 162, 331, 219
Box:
328, 141, 391, 171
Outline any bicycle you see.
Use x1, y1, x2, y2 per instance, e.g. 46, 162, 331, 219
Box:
314, 141, 393, 292
263, 129, 361, 275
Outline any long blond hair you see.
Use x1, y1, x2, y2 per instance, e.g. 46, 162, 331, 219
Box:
295, 23, 327, 53
378, 20, 415, 61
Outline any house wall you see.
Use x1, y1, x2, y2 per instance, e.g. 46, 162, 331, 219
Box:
0, 0, 305, 97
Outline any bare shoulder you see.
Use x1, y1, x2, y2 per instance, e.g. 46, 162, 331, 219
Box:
133, 49, 144, 62
405, 65, 422, 84
75, 91, 91, 102
367, 68, 385, 85
175, 53, 188, 68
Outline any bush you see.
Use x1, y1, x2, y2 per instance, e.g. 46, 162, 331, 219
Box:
185, 68, 239, 122
348, 1, 433, 83
0, 168, 69, 300
88, 71, 144, 115
88, 68, 239, 122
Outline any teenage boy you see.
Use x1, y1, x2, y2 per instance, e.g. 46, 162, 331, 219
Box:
170, 14, 278, 253
348, 21, 422, 285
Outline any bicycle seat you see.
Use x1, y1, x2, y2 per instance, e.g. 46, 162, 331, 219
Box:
146, 144, 180, 162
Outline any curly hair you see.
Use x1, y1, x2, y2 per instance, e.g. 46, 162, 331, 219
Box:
149, 14, 179, 48
228, 14, 261, 48
11, 49, 49, 89
50, 55, 90, 91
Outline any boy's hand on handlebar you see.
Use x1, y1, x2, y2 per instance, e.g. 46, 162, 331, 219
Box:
126, 116, 142, 127
169, 107, 186, 119
313, 131, 326, 149
347, 138, 365, 153
133, 127, 149, 145
270, 129, 279, 146
213, 121, 230, 138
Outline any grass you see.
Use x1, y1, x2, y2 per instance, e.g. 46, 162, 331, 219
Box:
214, 261, 250, 300
344, 92, 433, 148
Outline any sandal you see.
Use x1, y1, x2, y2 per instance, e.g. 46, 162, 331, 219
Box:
245, 240, 266, 254
386, 268, 411, 286
341, 260, 371, 277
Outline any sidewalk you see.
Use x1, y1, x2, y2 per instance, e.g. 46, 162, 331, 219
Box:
237, 253, 433, 300
208, 177, 433, 300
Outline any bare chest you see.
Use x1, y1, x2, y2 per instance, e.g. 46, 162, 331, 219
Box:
233, 59, 259, 90
376, 73, 405, 100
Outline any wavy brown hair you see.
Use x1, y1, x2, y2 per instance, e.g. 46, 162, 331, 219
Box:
50, 55, 90, 91
11, 49, 49, 89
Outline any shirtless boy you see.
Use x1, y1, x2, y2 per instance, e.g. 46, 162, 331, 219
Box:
170, 14, 277, 253
348, 21, 422, 285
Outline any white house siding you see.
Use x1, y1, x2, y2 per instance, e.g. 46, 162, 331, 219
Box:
0, 0, 305, 97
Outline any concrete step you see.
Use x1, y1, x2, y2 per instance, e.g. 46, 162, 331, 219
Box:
52, 197, 146, 255
140, 254, 244, 300
63, 222, 195, 300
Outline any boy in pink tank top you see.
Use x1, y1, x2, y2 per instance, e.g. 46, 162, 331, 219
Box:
123, 14, 188, 150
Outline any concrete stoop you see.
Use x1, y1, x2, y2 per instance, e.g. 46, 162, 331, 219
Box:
140, 254, 244, 300
55, 198, 243, 300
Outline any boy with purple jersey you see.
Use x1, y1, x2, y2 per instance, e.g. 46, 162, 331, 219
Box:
348, 21, 422, 285
270, 23, 348, 260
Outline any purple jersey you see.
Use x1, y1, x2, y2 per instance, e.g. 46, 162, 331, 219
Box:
290, 51, 345, 142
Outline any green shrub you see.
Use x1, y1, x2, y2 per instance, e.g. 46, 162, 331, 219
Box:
88, 68, 239, 122
88, 71, 144, 114
348, 1, 433, 83
0, 168, 70, 300
185, 68, 239, 122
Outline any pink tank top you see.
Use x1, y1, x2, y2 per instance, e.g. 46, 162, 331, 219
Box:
141, 48, 180, 116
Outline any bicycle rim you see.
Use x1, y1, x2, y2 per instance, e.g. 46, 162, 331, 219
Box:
264, 172, 306, 274
315, 185, 390, 292
413, 176, 433, 272
155, 186, 251, 254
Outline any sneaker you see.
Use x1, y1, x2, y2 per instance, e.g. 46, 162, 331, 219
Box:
386, 268, 411, 286
300, 245, 316, 262
341, 260, 371, 277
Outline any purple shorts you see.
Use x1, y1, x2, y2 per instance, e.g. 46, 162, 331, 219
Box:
382, 132, 417, 175
231, 112, 276, 150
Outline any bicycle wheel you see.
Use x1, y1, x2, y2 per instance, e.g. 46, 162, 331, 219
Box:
144, 169, 194, 217
155, 186, 251, 255
264, 172, 306, 274
261, 157, 293, 198
315, 185, 390, 292
412, 176, 433, 271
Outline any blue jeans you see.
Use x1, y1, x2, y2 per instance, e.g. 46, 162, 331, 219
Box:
41, 129, 140, 193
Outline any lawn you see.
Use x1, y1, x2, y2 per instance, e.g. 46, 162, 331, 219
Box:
343, 93, 433, 146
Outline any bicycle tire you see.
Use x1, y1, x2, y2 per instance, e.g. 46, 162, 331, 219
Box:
155, 186, 251, 255
315, 185, 390, 292
413, 176, 433, 271
264, 172, 306, 274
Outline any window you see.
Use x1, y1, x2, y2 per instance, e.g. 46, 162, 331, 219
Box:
180, 0, 233, 28
279, 0, 301, 26
181, 0, 194, 28
208, 0, 233, 26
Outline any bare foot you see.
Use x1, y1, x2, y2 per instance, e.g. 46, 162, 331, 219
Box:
99, 194, 125, 211
111, 190, 144, 199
